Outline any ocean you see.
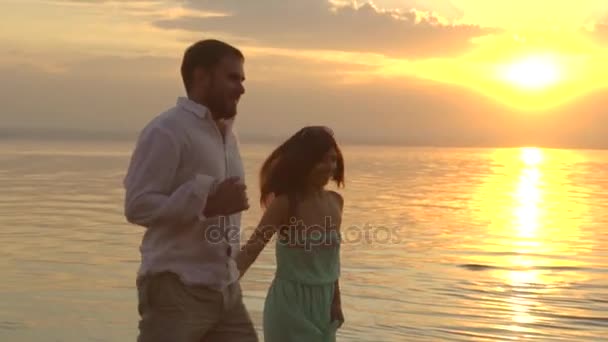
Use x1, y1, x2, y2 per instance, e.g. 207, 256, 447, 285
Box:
1, 139, 607, 341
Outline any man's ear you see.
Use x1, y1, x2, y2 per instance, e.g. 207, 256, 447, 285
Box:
193, 67, 211, 88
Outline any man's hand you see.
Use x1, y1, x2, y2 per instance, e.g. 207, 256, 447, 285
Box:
203, 177, 249, 217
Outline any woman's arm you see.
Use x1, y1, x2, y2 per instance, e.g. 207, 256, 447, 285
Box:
236, 195, 288, 278
329, 190, 344, 325
331, 278, 345, 326
333, 279, 341, 306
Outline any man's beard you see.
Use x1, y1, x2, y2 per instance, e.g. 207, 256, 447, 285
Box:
205, 78, 237, 120
207, 97, 236, 120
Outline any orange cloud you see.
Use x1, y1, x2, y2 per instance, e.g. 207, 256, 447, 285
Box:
152, 0, 496, 58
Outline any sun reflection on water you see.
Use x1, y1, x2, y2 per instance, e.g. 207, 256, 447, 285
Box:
512, 147, 544, 255
506, 147, 544, 328
466, 145, 596, 335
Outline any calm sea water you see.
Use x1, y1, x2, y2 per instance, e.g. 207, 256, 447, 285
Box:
1, 139, 607, 341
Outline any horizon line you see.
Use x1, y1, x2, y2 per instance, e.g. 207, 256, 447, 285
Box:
1, 128, 606, 151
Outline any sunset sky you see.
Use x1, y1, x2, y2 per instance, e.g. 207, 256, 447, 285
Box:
1, 0, 607, 148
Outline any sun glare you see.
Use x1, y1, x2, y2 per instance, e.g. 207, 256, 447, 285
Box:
500, 56, 561, 90
520, 147, 543, 166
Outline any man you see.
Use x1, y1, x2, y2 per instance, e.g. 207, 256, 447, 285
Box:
124, 39, 257, 341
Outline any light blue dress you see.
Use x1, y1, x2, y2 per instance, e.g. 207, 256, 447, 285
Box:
263, 229, 342, 342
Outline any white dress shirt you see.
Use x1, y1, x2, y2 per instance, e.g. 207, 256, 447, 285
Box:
123, 97, 244, 289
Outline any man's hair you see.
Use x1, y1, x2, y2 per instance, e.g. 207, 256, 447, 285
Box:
180, 39, 244, 93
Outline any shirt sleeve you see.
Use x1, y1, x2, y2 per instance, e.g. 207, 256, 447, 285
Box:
123, 124, 217, 227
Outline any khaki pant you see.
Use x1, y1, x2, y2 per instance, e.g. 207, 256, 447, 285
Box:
136, 272, 258, 342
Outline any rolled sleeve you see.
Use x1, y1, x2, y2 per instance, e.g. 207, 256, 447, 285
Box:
194, 174, 219, 222
123, 124, 217, 227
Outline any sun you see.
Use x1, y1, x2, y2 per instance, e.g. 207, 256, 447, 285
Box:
500, 56, 561, 91
520, 147, 543, 166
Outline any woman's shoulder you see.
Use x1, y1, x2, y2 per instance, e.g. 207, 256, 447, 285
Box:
325, 190, 343, 209
266, 193, 290, 211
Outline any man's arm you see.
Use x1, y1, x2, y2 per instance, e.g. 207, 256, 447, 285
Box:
123, 124, 216, 227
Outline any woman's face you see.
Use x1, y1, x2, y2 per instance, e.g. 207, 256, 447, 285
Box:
308, 147, 338, 188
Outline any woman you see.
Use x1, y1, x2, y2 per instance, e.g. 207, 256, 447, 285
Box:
237, 126, 345, 342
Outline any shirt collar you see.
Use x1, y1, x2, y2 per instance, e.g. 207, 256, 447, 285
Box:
176, 96, 236, 132
177, 96, 210, 120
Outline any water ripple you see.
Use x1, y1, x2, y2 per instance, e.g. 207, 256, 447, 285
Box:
1, 143, 607, 341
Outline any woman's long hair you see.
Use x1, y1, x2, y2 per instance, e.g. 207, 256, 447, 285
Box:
259, 126, 345, 207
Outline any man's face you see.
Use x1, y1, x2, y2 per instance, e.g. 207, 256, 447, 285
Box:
202, 55, 245, 119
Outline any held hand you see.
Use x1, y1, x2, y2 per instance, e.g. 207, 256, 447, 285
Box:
204, 177, 249, 217
237, 264, 247, 279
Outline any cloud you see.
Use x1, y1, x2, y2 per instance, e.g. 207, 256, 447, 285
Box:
0, 54, 483, 141
586, 23, 608, 43
39, 0, 225, 20
0, 55, 182, 135
377, 0, 464, 20
0, 51, 382, 136
152, 0, 495, 58
446, 0, 608, 30
4, 52, 607, 149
